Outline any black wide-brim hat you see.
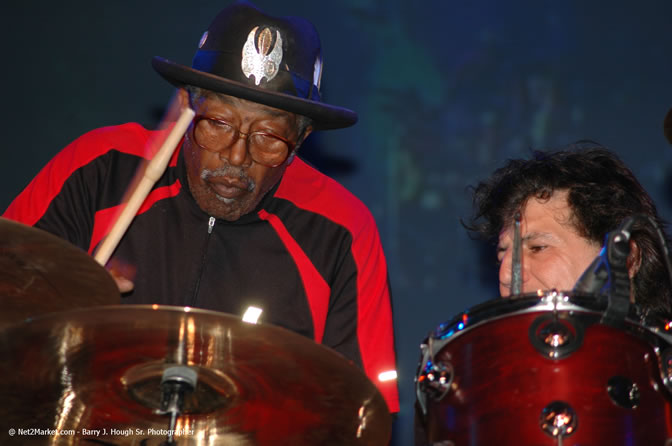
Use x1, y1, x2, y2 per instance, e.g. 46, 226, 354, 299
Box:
152, 1, 357, 130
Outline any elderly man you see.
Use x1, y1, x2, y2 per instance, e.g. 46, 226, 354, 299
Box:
467, 144, 672, 315
3, 2, 399, 413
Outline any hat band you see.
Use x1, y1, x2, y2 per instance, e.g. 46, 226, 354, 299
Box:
192, 50, 321, 102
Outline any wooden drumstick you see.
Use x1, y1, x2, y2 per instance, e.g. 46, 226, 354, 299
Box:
94, 106, 195, 266
511, 211, 523, 295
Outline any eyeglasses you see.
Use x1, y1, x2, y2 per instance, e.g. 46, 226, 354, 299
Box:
190, 115, 296, 167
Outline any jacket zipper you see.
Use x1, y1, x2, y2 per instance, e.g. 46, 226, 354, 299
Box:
189, 216, 216, 306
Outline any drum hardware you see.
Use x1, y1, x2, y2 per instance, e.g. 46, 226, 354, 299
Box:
539, 401, 577, 441
125, 362, 236, 416
659, 347, 672, 393
539, 289, 570, 311
417, 293, 672, 445
529, 314, 583, 359
600, 229, 631, 328
416, 334, 454, 415
417, 359, 454, 402
606, 375, 640, 409
572, 218, 635, 327
156, 366, 198, 445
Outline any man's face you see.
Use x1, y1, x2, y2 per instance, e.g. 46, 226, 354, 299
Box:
181, 89, 308, 221
497, 190, 601, 296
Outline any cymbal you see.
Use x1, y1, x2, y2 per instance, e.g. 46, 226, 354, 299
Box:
0, 305, 392, 445
0, 217, 119, 330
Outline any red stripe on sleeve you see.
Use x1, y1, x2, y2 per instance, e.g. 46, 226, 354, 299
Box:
275, 158, 400, 413
258, 209, 331, 343
3, 124, 153, 226
137, 179, 182, 215
87, 180, 182, 254
88, 204, 124, 255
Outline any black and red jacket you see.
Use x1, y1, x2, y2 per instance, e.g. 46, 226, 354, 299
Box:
4, 123, 399, 412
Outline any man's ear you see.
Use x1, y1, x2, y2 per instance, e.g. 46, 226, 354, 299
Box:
177, 88, 190, 110
291, 126, 313, 157
626, 239, 642, 279
297, 125, 313, 149
302, 126, 313, 141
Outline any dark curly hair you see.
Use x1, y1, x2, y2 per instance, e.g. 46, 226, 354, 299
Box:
465, 143, 672, 315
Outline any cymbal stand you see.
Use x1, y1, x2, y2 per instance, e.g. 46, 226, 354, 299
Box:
157, 365, 198, 445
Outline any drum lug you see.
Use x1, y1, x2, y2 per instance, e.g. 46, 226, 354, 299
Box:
418, 359, 454, 402
529, 314, 584, 359
416, 334, 453, 414
661, 348, 672, 393
539, 400, 577, 438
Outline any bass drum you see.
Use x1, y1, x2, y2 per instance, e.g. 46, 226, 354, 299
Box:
415, 291, 672, 445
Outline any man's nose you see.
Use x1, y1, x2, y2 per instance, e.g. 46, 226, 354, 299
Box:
499, 250, 527, 296
221, 137, 251, 166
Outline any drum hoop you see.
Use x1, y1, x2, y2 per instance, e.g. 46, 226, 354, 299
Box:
430, 292, 672, 347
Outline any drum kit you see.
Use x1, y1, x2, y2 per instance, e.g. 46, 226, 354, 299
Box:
415, 212, 672, 445
5, 214, 672, 446
416, 292, 672, 445
0, 218, 392, 445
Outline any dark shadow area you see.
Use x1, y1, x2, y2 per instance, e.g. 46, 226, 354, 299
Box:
390, 415, 403, 446
473, 236, 501, 298
146, 106, 168, 130
297, 132, 359, 177
663, 166, 672, 211
664, 107, 672, 146
663, 109, 672, 210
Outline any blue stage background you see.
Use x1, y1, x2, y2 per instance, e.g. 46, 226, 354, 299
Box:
2, 1, 672, 444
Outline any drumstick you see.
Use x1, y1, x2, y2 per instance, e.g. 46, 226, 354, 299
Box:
511, 211, 523, 295
94, 106, 195, 266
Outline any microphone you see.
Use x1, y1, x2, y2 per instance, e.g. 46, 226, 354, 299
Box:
574, 216, 636, 326
576, 213, 672, 319
572, 245, 610, 294
573, 216, 635, 295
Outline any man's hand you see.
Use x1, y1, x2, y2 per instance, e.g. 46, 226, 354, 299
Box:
109, 269, 134, 294
105, 258, 136, 294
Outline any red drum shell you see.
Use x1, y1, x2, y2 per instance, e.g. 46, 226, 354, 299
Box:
421, 295, 672, 445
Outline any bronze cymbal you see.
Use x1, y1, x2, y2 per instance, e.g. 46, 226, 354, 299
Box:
0, 217, 119, 330
0, 305, 392, 445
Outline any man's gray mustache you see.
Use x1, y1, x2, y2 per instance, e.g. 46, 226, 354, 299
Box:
201, 167, 256, 192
